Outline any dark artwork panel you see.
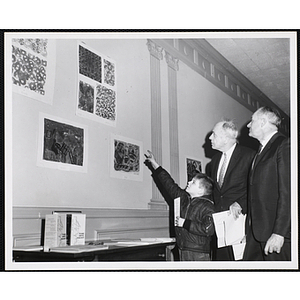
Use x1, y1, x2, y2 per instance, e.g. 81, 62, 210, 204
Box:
12, 44, 47, 95
95, 85, 116, 121
79, 45, 102, 83
187, 158, 202, 181
78, 81, 94, 113
114, 139, 140, 173
43, 118, 84, 166
103, 58, 115, 86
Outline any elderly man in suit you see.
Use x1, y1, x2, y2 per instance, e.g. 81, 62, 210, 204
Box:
243, 106, 290, 261
209, 119, 255, 260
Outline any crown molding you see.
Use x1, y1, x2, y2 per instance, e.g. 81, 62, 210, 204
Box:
151, 38, 290, 136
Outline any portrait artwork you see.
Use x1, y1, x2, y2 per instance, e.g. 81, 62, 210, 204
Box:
186, 157, 202, 182
76, 42, 117, 126
37, 113, 88, 172
11, 38, 56, 104
110, 134, 143, 181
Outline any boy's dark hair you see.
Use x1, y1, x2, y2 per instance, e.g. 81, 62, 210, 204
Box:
193, 173, 213, 196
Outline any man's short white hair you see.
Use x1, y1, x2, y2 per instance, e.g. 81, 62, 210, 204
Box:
256, 106, 282, 128
220, 119, 239, 140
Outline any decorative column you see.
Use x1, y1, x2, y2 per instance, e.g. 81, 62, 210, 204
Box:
165, 51, 180, 183
146, 39, 167, 210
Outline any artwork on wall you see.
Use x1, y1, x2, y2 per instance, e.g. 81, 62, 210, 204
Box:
186, 157, 202, 182
37, 113, 88, 172
11, 38, 56, 104
110, 134, 143, 181
76, 42, 117, 126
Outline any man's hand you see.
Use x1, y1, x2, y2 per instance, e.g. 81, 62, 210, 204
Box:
264, 233, 284, 255
175, 216, 185, 227
229, 202, 242, 220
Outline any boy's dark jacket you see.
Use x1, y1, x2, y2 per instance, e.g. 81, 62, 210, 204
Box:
152, 166, 215, 253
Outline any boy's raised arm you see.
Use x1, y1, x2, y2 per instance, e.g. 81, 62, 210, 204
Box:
144, 150, 160, 170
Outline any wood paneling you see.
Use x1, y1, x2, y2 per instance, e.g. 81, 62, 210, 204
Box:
12, 206, 170, 247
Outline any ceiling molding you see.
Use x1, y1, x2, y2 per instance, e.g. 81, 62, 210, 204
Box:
151, 39, 290, 136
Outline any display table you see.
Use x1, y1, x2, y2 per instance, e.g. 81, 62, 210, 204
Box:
13, 238, 176, 262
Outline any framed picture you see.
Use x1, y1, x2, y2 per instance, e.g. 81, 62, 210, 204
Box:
186, 156, 202, 182
110, 134, 143, 181
11, 38, 56, 105
37, 113, 88, 172
76, 41, 117, 126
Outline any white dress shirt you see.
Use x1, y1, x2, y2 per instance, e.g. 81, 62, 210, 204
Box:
217, 143, 237, 182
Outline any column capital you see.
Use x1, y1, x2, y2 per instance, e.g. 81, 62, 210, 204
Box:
147, 39, 163, 60
165, 51, 179, 71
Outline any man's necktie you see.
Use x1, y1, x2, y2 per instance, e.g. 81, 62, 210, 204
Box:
251, 143, 263, 169
218, 153, 227, 187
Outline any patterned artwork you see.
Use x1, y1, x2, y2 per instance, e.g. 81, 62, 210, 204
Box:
12, 43, 47, 95
78, 81, 94, 113
186, 157, 202, 181
79, 45, 102, 83
43, 118, 84, 166
76, 42, 117, 126
95, 84, 116, 121
110, 135, 143, 181
13, 38, 48, 56
11, 38, 56, 104
103, 58, 115, 86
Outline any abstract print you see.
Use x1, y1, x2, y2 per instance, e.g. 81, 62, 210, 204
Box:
78, 81, 94, 113
13, 38, 48, 56
43, 118, 84, 166
95, 85, 116, 121
114, 139, 140, 173
103, 59, 115, 86
12, 43, 47, 95
186, 158, 202, 181
79, 45, 102, 83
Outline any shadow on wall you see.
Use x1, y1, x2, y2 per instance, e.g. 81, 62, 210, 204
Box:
202, 122, 260, 177
238, 121, 260, 151
202, 131, 219, 177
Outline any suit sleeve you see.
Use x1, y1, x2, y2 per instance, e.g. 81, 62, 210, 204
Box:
273, 138, 291, 237
152, 166, 186, 201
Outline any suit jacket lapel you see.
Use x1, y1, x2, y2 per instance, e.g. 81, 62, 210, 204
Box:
225, 145, 240, 179
213, 152, 222, 190
213, 145, 240, 190
254, 132, 280, 167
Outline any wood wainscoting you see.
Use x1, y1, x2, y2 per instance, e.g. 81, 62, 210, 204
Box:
12, 206, 171, 247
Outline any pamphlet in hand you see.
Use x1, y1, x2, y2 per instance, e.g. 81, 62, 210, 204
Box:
212, 210, 246, 260
174, 197, 180, 223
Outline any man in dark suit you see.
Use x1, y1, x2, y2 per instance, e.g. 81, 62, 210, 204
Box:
243, 106, 290, 261
209, 120, 255, 260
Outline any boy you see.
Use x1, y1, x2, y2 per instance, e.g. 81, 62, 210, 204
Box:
145, 150, 215, 261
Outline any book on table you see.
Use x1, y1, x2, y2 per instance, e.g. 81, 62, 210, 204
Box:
44, 211, 86, 251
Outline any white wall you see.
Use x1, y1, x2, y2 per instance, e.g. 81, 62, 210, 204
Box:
9, 36, 255, 246
10, 37, 255, 209
159, 60, 253, 188
11, 38, 153, 209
